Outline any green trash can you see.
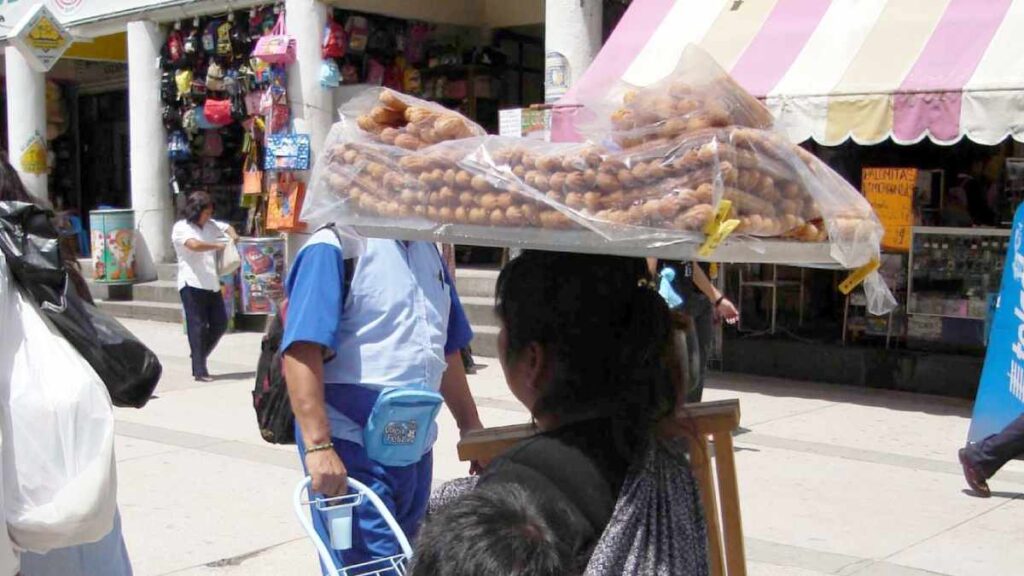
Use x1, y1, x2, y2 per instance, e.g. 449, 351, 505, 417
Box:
89, 209, 136, 284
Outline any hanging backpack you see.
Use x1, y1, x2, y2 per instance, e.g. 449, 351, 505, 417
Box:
322, 19, 347, 59
341, 61, 359, 84
183, 25, 200, 59
252, 224, 356, 445
217, 20, 234, 59
206, 61, 226, 92
165, 29, 185, 67
202, 20, 219, 54
345, 15, 369, 54
168, 130, 191, 161
320, 59, 341, 88
161, 70, 178, 104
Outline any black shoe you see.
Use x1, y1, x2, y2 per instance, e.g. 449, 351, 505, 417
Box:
958, 447, 991, 497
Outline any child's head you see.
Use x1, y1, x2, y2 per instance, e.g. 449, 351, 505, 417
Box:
411, 484, 579, 576
494, 252, 681, 450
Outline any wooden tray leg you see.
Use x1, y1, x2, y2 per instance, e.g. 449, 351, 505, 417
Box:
714, 431, 746, 576
690, 437, 725, 576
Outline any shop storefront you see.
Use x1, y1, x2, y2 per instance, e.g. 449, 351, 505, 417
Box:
1, 0, 544, 316
551, 0, 1024, 397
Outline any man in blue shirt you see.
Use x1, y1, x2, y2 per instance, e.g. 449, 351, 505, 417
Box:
282, 230, 482, 569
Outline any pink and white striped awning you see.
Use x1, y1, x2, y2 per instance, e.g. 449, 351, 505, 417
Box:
562, 0, 1024, 146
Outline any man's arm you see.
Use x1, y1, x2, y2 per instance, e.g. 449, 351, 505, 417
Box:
692, 262, 739, 323
284, 343, 347, 496
440, 351, 483, 435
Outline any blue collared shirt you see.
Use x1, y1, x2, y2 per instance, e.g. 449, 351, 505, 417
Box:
282, 233, 473, 449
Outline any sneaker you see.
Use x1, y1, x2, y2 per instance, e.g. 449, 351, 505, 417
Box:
194, 375, 213, 383
958, 447, 991, 497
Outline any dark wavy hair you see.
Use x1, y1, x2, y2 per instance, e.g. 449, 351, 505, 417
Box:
495, 251, 684, 461
183, 191, 213, 225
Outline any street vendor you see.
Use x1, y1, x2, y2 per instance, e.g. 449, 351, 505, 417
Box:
648, 259, 738, 402
282, 232, 483, 570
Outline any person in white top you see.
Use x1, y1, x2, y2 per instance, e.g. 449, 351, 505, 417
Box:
171, 191, 237, 382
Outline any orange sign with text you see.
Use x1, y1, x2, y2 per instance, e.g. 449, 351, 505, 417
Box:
863, 167, 916, 252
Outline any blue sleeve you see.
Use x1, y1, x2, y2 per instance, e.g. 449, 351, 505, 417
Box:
281, 243, 345, 354
443, 263, 474, 355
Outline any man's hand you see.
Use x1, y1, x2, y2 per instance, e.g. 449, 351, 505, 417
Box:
459, 423, 485, 475
305, 448, 348, 497
715, 297, 739, 325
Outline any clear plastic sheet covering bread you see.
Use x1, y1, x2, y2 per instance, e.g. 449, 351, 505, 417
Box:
303, 61, 895, 314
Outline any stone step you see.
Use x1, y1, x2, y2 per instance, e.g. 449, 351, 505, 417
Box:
453, 268, 499, 299
96, 299, 183, 324
460, 296, 497, 329
469, 325, 499, 358
132, 280, 181, 304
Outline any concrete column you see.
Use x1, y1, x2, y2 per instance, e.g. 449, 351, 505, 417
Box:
285, 0, 332, 260
544, 0, 602, 103
127, 20, 173, 274
5, 47, 48, 201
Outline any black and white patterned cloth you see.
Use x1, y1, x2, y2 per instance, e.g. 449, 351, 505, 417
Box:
583, 439, 709, 576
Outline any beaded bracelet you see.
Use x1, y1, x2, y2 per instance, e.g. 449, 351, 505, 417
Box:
305, 442, 335, 454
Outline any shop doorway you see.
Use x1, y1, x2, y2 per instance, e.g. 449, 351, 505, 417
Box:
79, 90, 130, 212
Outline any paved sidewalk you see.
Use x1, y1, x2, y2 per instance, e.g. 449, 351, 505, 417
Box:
112, 319, 1023, 576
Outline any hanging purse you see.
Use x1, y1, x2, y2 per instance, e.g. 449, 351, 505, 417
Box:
253, 12, 296, 65
203, 98, 233, 126
264, 133, 310, 171
242, 134, 264, 195
266, 174, 307, 231
206, 61, 226, 92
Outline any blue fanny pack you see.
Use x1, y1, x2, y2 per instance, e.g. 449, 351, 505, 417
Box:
363, 385, 444, 467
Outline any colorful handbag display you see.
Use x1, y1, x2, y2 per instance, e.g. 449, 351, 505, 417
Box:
264, 134, 310, 171
266, 174, 306, 231
253, 13, 296, 65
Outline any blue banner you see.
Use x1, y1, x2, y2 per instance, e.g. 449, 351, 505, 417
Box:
968, 204, 1024, 442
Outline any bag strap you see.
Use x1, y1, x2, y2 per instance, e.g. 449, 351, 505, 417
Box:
272, 12, 287, 36
317, 223, 357, 302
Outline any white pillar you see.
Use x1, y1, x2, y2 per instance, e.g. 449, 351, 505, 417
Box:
127, 20, 173, 275
544, 0, 602, 103
285, 0, 332, 260
5, 47, 48, 200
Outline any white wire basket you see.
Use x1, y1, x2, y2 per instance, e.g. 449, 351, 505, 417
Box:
294, 477, 413, 576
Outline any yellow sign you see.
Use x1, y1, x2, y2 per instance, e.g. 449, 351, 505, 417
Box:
839, 258, 881, 295
20, 136, 48, 175
9, 5, 71, 72
863, 167, 916, 252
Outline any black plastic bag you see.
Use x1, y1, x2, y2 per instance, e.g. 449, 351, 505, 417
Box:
0, 201, 162, 408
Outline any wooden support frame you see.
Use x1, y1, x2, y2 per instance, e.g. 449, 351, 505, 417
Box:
457, 399, 746, 576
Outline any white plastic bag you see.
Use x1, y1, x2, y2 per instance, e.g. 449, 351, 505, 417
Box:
0, 258, 116, 553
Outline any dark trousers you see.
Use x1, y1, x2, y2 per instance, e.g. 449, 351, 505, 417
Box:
683, 295, 713, 404
180, 286, 227, 378
965, 414, 1024, 479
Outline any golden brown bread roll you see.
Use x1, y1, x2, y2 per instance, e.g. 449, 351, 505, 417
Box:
379, 89, 409, 112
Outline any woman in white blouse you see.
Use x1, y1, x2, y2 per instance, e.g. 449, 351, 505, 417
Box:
171, 191, 237, 382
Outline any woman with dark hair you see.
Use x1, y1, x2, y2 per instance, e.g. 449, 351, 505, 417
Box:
421, 251, 694, 573
0, 152, 134, 575
171, 191, 237, 381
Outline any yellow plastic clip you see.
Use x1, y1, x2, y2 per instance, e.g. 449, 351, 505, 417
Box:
838, 258, 881, 295
698, 200, 739, 258
699, 219, 740, 258
703, 200, 734, 236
